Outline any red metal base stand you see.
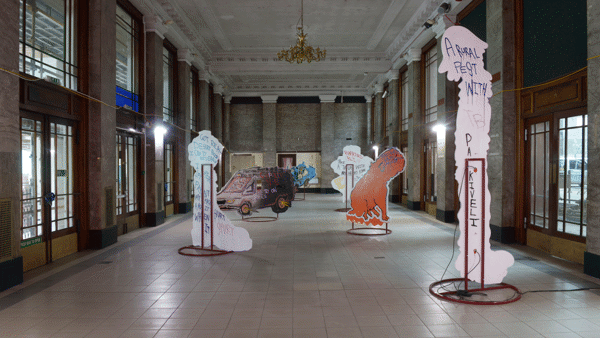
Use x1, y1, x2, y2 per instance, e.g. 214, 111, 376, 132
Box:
429, 159, 520, 304
429, 279, 521, 305
346, 222, 392, 236
179, 164, 233, 257
241, 212, 280, 222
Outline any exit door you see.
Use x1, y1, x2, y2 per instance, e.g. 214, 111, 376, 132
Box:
20, 113, 79, 268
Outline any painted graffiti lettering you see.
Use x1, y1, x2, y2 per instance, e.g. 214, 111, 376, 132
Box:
465, 79, 487, 97
453, 61, 478, 77
444, 37, 481, 60
468, 169, 478, 227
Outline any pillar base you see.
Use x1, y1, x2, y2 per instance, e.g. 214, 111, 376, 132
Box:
0, 257, 23, 292
407, 200, 421, 210
145, 211, 165, 227
490, 224, 515, 244
584, 251, 600, 279
178, 202, 192, 214
436, 209, 455, 223
89, 225, 118, 249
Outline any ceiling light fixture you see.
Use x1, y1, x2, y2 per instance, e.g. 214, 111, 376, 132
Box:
277, 0, 326, 64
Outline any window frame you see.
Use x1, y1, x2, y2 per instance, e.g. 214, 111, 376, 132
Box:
19, 0, 79, 89
116, 131, 139, 217
190, 67, 199, 131
115, 0, 144, 113
421, 40, 438, 125
162, 40, 177, 124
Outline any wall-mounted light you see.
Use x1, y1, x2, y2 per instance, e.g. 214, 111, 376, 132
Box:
438, 3, 451, 14
423, 19, 435, 29
154, 124, 168, 145
154, 124, 167, 136
373, 145, 379, 158
382, 90, 388, 98
432, 124, 446, 134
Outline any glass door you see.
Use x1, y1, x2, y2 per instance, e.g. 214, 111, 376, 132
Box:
526, 118, 551, 232
21, 114, 78, 266
557, 115, 587, 238
525, 113, 587, 242
424, 139, 437, 203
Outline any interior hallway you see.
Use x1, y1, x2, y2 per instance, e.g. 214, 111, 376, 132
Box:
1, 193, 600, 338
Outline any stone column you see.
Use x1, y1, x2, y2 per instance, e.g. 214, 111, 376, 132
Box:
386, 71, 401, 202
223, 95, 232, 183
365, 95, 373, 144
176, 50, 191, 213
87, 0, 117, 247
486, 0, 517, 242
373, 83, 384, 146
405, 48, 423, 210
213, 85, 224, 142
212, 86, 224, 186
0, 0, 23, 290
261, 95, 278, 167
585, 0, 600, 278
433, 17, 457, 223
320, 94, 337, 191
199, 76, 210, 131
143, 17, 167, 226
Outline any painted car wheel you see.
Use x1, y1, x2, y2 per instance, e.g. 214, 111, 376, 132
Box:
239, 203, 252, 216
272, 196, 289, 213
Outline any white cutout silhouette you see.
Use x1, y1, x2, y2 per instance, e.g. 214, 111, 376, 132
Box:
439, 26, 513, 284
188, 131, 252, 251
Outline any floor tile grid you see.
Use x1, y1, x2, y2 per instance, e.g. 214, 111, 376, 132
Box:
1, 194, 600, 337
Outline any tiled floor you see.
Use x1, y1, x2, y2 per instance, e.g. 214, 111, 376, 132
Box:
2, 194, 600, 338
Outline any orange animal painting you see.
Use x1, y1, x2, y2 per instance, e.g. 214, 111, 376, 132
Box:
346, 147, 406, 226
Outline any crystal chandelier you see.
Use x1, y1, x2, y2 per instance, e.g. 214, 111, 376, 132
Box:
277, 0, 326, 64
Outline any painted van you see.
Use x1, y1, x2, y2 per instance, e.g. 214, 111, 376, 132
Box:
217, 167, 295, 215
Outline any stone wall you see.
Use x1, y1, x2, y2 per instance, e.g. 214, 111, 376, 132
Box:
229, 104, 263, 152
276, 104, 321, 152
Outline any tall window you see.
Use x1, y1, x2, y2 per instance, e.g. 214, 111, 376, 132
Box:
19, 0, 78, 89
423, 45, 438, 123
426, 140, 437, 202
382, 83, 388, 138
401, 145, 408, 195
165, 142, 174, 204
116, 133, 138, 216
116, 4, 140, 112
401, 71, 409, 131
557, 116, 587, 237
370, 97, 375, 142
190, 70, 198, 131
163, 46, 176, 124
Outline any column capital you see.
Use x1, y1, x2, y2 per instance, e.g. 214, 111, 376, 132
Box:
144, 16, 168, 39
404, 48, 421, 64
261, 94, 278, 103
319, 94, 337, 103
386, 70, 399, 81
373, 82, 384, 93
214, 84, 225, 95
224, 94, 232, 104
177, 49, 192, 65
432, 15, 456, 39
364, 95, 372, 103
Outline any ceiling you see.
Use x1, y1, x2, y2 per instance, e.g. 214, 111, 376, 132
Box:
131, 0, 471, 97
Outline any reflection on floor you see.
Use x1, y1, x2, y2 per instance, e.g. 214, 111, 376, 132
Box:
1, 194, 600, 338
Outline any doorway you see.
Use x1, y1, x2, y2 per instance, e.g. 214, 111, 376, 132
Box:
20, 113, 79, 270
525, 111, 587, 248
278, 154, 296, 169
